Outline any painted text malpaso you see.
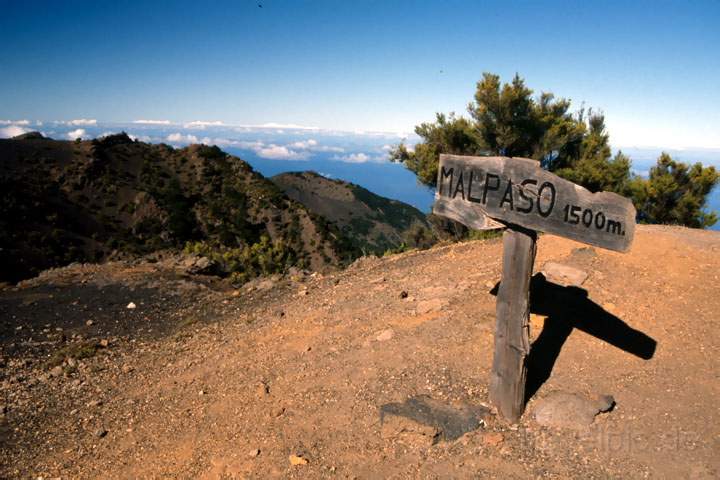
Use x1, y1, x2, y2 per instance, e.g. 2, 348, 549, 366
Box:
438, 166, 626, 236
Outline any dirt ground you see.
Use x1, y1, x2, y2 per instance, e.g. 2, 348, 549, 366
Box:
1, 225, 718, 479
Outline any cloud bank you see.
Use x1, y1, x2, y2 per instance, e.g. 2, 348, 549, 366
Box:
67, 128, 86, 139
0, 119, 30, 126
0, 125, 31, 138
68, 119, 97, 126
133, 119, 172, 125
166, 132, 199, 144
184, 121, 225, 129
332, 152, 388, 163
255, 144, 309, 160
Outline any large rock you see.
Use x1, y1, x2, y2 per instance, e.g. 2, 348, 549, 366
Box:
532, 392, 614, 430
541, 262, 588, 287
181, 255, 216, 275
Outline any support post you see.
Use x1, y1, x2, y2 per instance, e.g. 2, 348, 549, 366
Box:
489, 226, 537, 422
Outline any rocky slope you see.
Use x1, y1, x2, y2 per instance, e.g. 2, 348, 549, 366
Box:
0, 133, 353, 283
272, 171, 435, 255
1, 225, 718, 478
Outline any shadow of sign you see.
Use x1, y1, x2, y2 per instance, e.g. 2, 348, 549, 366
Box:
491, 273, 657, 403
379, 395, 490, 442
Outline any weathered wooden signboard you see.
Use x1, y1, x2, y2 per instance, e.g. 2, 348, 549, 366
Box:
433, 155, 635, 252
432, 154, 637, 422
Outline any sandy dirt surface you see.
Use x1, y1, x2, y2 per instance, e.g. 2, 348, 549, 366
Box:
1, 225, 719, 479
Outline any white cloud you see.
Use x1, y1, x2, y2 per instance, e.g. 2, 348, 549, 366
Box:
68, 118, 97, 126
317, 145, 345, 153
289, 139, 318, 149
133, 119, 172, 125
166, 132, 199, 144
198, 137, 263, 149
184, 120, 225, 129
0, 119, 30, 125
256, 144, 309, 160
131, 134, 151, 142
199, 136, 232, 146
332, 152, 389, 163
336, 152, 370, 163
67, 129, 86, 139
239, 122, 320, 131
0, 125, 31, 138
381, 144, 393, 151
286, 139, 344, 153
235, 140, 265, 150
196, 137, 336, 160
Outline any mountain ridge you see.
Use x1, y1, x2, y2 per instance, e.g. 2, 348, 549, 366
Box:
271, 171, 435, 255
0, 133, 349, 283
0, 133, 434, 283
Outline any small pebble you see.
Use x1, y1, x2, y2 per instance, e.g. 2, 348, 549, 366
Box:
289, 454, 308, 466
256, 383, 269, 397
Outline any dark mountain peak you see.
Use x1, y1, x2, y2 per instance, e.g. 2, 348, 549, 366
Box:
12, 131, 45, 140
92, 132, 134, 147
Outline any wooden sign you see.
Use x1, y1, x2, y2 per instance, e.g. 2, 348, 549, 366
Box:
433, 155, 636, 252
432, 154, 637, 422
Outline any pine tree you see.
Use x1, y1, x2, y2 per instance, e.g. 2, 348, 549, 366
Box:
391, 72, 719, 228
631, 153, 718, 228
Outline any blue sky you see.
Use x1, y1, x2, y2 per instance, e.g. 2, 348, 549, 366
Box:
1, 0, 719, 148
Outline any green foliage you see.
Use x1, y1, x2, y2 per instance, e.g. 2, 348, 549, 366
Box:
349, 216, 374, 235
383, 242, 410, 256
160, 178, 198, 241
402, 221, 435, 249
390, 113, 478, 186
467, 229, 503, 241
185, 235, 298, 284
44, 341, 100, 369
393, 72, 718, 228
470, 73, 584, 162
195, 144, 226, 160
349, 183, 427, 230
553, 114, 631, 194
630, 153, 719, 228
392, 73, 606, 188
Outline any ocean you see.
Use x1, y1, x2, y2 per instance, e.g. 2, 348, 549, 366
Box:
708, 187, 720, 231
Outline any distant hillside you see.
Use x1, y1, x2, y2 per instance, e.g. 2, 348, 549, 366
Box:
0, 133, 356, 283
272, 171, 435, 255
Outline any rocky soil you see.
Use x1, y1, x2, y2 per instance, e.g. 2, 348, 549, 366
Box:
1, 225, 718, 479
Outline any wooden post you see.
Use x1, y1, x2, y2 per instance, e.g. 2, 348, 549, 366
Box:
489, 226, 537, 422
431, 155, 637, 422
